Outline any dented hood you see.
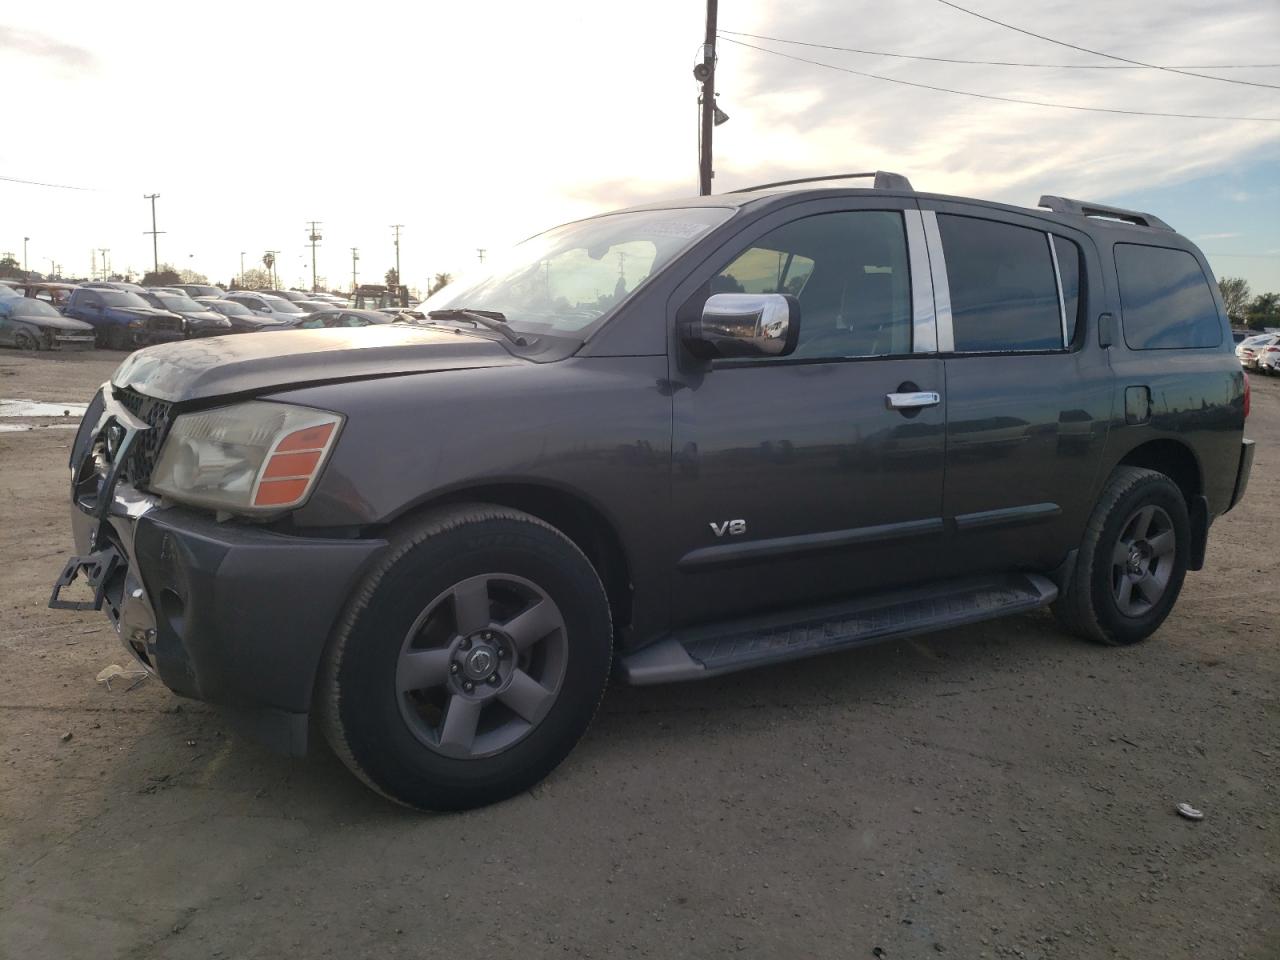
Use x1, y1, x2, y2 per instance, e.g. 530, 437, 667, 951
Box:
111, 324, 524, 403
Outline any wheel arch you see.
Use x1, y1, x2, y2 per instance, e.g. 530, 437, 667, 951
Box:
1112, 438, 1208, 569
389, 481, 634, 636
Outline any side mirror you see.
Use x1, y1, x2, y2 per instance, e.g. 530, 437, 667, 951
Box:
681, 293, 800, 360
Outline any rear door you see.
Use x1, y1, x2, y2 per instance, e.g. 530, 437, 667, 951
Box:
920, 203, 1112, 574
668, 198, 949, 626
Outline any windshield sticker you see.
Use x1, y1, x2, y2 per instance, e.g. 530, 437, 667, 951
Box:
639, 221, 713, 240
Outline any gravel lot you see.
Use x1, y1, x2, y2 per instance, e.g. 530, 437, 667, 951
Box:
0, 348, 1276, 960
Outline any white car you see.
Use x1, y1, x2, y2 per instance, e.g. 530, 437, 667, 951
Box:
1236, 333, 1278, 369
223, 291, 307, 324
1256, 339, 1280, 375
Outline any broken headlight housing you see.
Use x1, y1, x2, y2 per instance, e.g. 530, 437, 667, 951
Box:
150, 401, 343, 515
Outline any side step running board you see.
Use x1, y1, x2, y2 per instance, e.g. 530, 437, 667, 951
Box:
618, 573, 1058, 685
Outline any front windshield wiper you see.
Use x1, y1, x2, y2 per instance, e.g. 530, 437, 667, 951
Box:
427, 308, 530, 346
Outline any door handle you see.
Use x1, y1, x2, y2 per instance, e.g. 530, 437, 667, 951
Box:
885, 391, 941, 410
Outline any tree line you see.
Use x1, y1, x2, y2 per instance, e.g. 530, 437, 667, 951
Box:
1219, 277, 1279, 331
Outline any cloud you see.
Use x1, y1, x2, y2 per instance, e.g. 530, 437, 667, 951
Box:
1198, 232, 1242, 240
711, 0, 1280, 207
0, 26, 96, 71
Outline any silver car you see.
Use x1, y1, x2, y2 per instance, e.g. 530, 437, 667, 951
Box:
223, 291, 307, 324
1236, 334, 1278, 369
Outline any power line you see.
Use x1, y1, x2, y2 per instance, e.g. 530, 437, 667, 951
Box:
934, 0, 1280, 91
718, 29, 1280, 70
719, 36, 1280, 122
0, 173, 97, 191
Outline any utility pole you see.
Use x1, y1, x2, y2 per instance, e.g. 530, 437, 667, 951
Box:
99, 248, 111, 281
22, 237, 29, 279
239, 251, 246, 287
49, 259, 56, 279
351, 247, 359, 292
697, 0, 718, 196
143, 194, 163, 274
265, 250, 280, 289
306, 222, 323, 292
477, 248, 486, 264
390, 224, 403, 286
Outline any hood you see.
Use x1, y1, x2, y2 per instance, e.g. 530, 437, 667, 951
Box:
111, 323, 525, 402
18, 313, 94, 333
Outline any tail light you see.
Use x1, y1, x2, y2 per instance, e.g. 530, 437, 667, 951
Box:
1243, 372, 1251, 420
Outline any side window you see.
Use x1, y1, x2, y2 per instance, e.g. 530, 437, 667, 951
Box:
937, 215, 1063, 352
1115, 244, 1222, 350
684, 210, 914, 360
1051, 235, 1084, 345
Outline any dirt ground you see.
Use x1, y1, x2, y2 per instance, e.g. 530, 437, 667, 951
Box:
0, 348, 1275, 960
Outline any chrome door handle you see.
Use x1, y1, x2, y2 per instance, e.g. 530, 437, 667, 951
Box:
885, 391, 941, 410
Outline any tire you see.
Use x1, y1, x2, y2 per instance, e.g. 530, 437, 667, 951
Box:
14, 330, 39, 351
318, 503, 613, 810
1053, 466, 1190, 646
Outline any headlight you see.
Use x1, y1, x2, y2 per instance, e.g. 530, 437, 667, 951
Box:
150, 401, 342, 515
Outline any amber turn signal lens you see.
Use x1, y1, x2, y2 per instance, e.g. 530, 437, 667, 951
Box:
251, 422, 339, 509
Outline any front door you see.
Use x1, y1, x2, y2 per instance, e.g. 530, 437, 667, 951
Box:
669, 201, 948, 626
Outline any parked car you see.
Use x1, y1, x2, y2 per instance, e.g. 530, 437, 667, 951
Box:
201, 298, 291, 333
292, 300, 342, 317
51, 174, 1252, 811
138, 291, 232, 337
1255, 339, 1280, 375
173, 283, 227, 300
223, 291, 307, 322
0, 283, 21, 299
1236, 333, 1279, 369
83, 281, 147, 294
0, 297, 95, 350
61, 286, 186, 348
22, 282, 79, 308
259, 289, 311, 303
290, 308, 393, 329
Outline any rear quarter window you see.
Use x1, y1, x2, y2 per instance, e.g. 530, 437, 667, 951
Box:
1115, 244, 1222, 350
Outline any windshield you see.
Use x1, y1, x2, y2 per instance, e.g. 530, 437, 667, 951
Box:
98, 290, 150, 309
421, 207, 733, 335
7, 299, 62, 318
264, 298, 303, 314
212, 301, 252, 317
159, 295, 204, 313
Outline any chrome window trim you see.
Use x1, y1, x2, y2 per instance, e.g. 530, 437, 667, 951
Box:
904, 209, 938, 354
920, 211, 954, 353
1047, 233, 1069, 347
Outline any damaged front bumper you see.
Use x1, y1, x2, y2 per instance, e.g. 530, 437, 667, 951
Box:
49, 384, 387, 755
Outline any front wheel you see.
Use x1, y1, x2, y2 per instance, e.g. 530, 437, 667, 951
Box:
1053, 466, 1190, 646
318, 503, 613, 810
14, 330, 40, 351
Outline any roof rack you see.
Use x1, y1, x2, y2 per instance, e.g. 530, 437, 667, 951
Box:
1038, 195, 1173, 231
729, 171, 913, 194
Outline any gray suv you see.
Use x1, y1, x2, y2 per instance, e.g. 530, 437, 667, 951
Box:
51, 172, 1253, 809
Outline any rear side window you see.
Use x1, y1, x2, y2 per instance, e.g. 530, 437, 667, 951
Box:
937, 215, 1062, 352
1115, 244, 1222, 350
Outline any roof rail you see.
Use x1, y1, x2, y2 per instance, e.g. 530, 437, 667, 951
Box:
729, 171, 913, 194
1038, 195, 1173, 231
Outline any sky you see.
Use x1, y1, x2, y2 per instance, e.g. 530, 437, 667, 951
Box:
2, 0, 1277, 296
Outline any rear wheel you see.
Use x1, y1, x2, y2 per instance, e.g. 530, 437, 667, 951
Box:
318, 503, 612, 810
1053, 466, 1190, 645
